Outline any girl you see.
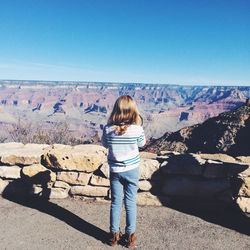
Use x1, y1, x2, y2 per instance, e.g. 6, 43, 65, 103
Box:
101, 95, 146, 248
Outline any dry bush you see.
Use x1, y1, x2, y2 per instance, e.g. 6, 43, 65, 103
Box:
6, 118, 89, 145
7, 118, 34, 144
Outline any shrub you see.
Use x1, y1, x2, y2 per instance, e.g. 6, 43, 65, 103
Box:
6, 118, 92, 145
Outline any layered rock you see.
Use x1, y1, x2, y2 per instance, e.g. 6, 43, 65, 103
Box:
0, 179, 9, 194
57, 172, 91, 186
0, 80, 249, 143
236, 197, 250, 215
22, 164, 56, 184
90, 175, 110, 187
139, 159, 160, 180
0, 143, 48, 165
70, 185, 109, 197
0, 166, 21, 179
42, 144, 107, 172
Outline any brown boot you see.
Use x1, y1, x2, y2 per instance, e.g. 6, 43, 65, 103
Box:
108, 232, 120, 246
124, 232, 136, 248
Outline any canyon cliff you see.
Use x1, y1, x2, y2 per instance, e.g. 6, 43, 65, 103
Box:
0, 80, 249, 143
145, 99, 250, 156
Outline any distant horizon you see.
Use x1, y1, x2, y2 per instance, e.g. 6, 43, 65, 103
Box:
1, 78, 250, 88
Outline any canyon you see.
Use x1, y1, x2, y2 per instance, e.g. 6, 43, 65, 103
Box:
0, 80, 249, 143
146, 98, 250, 156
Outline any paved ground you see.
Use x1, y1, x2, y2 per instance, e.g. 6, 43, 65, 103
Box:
0, 196, 249, 250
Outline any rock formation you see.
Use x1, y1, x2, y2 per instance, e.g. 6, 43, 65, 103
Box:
0, 80, 249, 142
146, 99, 250, 156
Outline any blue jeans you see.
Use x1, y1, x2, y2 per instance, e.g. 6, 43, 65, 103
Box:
110, 167, 139, 234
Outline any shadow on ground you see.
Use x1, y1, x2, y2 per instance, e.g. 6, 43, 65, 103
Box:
150, 162, 250, 236
163, 197, 249, 236
2, 167, 249, 240
2, 173, 108, 244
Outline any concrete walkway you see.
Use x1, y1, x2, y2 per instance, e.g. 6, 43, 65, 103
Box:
0, 197, 249, 250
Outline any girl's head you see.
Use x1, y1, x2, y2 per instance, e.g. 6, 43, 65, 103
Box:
108, 95, 142, 134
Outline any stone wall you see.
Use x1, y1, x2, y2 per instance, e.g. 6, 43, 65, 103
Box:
0, 143, 249, 217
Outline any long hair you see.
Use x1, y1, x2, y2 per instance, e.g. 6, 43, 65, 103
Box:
108, 95, 142, 135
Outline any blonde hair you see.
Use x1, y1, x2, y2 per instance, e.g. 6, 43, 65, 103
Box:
108, 95, 141, 135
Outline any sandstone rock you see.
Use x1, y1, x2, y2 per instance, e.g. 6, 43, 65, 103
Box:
100, 162, 109, 178
57, 172, 91, 186
32, 186, 43, 195
161, 154, 205, 176
236, 197, 250, 217
24, 143, 49, 150
0, 179, 10, 194
22, 164, 56, 184
139, 159, 160, 180
236, 156, 250, 164
73, 144, 107, 155
199, 153, 236, 163
162, 176, 230, 197
100, 159, 160, 180
70, 185, 109, 197
159, 150, 180, 156
0, 154, 40, 166
0, 143, 49, 166
53, 181, 70, 190
140, 152, 157, 159
0, 166, 21, 179
32, 186, 69, 199
49, 188, 69, 199
237, 166, 250, 178
238, 177, 250, 197
90, 175, 110, 187
0, 142, 24, 151
42, 145, 106, 172
44, 144, 72, 151
138, 180, 153, 191
137, 192, 169, 206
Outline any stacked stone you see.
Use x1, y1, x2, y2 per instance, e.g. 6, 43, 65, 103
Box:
158, 152, 250, 216
42, 144, 109, 200
0, 143, 249, 217
234, 156, 250, 217
0, 143, 51, 197
0, 143, 109, 200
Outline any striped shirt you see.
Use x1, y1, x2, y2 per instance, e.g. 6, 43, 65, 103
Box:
101, 124, 146, 173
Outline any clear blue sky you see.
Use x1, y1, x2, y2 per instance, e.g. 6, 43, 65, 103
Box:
0, 0, 249, 85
